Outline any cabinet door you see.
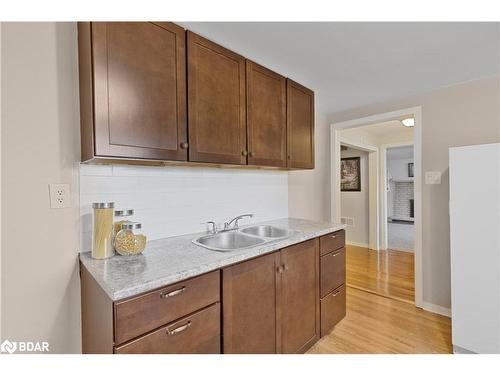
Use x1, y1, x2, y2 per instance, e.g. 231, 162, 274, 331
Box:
187, 31, 247, 165
223, 252, 280, 353
91, 22, 187, 160
246, 61, 287, 167
286, 79, 315, 169
279, 239, 320, 353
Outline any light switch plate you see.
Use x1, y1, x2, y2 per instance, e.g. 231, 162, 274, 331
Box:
425, 171, 442, 185
49, 183, 71, 208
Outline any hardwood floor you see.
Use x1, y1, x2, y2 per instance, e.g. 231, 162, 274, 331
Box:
308, 286, 452, 354
346, 245, 415, 303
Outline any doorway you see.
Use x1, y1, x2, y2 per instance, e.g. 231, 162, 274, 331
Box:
330, 107, 422, 308
384, 144, 415, 252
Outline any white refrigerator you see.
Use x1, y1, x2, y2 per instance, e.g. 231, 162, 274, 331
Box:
449, 143, 500, 353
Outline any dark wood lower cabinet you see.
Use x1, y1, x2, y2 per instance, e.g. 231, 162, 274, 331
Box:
320, 247, 346, 298
280, 239, 320, 353
223, 252, 280, 353
81, 232, 345, 354
319, 230, 346, 338
320, 285, 346, 337
115, 303, 220, 354
222, 239, 320, 354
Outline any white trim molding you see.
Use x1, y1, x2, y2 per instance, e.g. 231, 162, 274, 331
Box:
346, 241, 370, 248
330, 106, 424, 310
422, 302, 452, 318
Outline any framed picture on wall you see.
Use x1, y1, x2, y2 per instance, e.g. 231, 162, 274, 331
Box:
408, 162, 414, 177
341, 157, 361, 191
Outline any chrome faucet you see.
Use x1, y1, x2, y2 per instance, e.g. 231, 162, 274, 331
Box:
222, 214, 254, 232
205, 221, 218, 234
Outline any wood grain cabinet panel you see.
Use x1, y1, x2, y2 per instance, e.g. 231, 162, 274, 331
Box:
319, 230, 345, 256
320, 248, 346, 298
115, 303, 221, 354
246, 61, 287, 167
187, 31, 247, 165
286, 79, 315, 169
279, 239, 320, 353
222, 252, 280, 353
80, 22, 187, 161
114, 271, 219, 345
320, 285, 346, 337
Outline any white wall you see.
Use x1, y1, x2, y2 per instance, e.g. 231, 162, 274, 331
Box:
387, 158, 414, 181
450, 143, 500, 353
289, 75, 500, 310
0, 21, 3, 341
80, 165, 288, 252
1, 23, 81, 352
340, 148, 369, 246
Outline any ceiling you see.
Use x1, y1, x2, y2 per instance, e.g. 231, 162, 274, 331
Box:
180, 22, 499, 112
387, 146, 414, 160
356, 120, 413, 138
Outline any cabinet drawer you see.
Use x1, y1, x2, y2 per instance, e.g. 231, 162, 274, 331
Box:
320, 284, 346, 337
320, 247, 345, 298
320, 230, 345, 256
114, 271, 220, 345
115, 303, 221, 354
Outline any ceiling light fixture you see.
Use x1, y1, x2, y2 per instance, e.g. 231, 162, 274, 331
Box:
401, 118, 415, 127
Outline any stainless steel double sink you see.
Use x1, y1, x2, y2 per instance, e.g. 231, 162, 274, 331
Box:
193, 225, 297, 252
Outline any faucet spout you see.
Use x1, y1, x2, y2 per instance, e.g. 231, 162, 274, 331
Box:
223, 214, 254, 231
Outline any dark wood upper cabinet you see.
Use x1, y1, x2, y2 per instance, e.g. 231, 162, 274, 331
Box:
286, 79, 315, 169
187, 31, 247, 165
246, 61, 287, 167
78, 22, 315, 169
279, 239, 320, 353
222, 252, 280, 353
78, 22, 187, 161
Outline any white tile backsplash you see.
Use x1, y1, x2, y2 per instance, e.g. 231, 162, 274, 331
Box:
79, 164, 289, 252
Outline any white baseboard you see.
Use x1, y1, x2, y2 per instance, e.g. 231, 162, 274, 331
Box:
346, 241, 369, 248
422, 301, 451, 317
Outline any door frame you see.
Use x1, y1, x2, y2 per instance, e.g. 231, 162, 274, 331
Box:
380, 141, 414, 250
330, 106, 423, 308
338, 139, 379, 250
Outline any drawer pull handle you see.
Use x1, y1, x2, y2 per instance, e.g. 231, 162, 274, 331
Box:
166, 321, 191, 336
332, 290, 341, 297
331, 235, 337, 239
332, 252, 340, 257
160, 287, 186, 299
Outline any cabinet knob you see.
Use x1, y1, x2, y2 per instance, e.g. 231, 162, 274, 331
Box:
242, 150, 248, 156
249, 151, 254, 157
180, 142, 189, 149
287, 155, 291, 159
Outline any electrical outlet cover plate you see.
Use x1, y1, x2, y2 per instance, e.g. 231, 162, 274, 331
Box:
49, 183, 71, 208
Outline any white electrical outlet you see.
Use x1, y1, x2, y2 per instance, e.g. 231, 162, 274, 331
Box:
49, 183, 71, 208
